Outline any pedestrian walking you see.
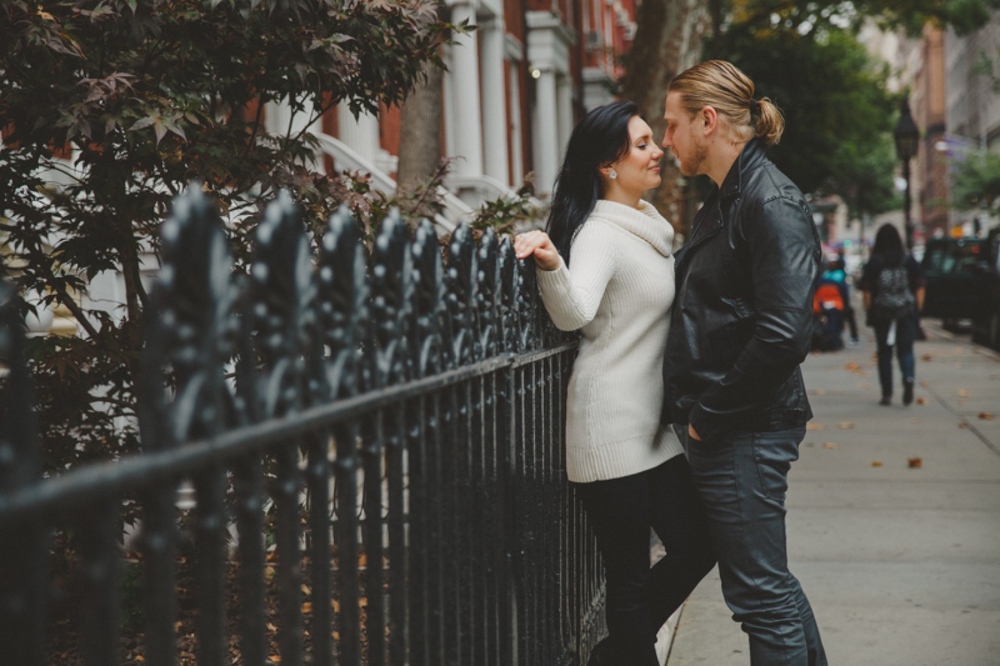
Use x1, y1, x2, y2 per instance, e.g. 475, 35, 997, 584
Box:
859, 223, 926, 405
514, 100, 715, 666
835, 252, 862, 346
812, 259, 847, 352
660, 60, 828, 666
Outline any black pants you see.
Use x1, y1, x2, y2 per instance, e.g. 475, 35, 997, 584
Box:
574, 455, 716, 665
686, 427, 827, 666
844, 303, 859, 341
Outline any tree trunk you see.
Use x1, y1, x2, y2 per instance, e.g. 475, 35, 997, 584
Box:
620, 0, 710, 238
396, 6, 445, 198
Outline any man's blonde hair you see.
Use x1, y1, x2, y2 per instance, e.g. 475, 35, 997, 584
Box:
668, 60, 784, 146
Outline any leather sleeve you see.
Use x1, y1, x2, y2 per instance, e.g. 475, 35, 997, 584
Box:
688, 195, 821, 441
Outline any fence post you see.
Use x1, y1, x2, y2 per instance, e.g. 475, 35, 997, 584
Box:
0, 279, 46, 666
406, 217, 446, 666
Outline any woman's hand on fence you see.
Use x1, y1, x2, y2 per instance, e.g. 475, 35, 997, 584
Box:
514, 230, 561, 271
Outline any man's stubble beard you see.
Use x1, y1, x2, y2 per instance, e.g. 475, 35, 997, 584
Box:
679, 139, 710, 178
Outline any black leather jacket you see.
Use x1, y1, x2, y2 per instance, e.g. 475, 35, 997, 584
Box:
663, 139, 821, 440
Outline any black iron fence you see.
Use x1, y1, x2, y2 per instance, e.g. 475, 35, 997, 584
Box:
0, 187, 606, 665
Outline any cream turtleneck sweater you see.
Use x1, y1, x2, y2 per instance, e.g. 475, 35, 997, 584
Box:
537, 199, 684, 483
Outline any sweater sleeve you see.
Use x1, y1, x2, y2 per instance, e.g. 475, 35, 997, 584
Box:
535, 223, 617, 331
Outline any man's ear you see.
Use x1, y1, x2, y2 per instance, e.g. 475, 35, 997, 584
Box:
700, 105, 719, 135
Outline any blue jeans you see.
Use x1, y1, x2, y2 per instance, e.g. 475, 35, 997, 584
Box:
574, 455, 716, 665
873, 316, 917, 397
684, 427, 827, 666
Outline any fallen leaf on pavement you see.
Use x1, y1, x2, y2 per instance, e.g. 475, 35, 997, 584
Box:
958, 389, 970, 397
916, 397, 927, 405
958, 422, 969, 429
823, 442, 839, 449
816, 389, 828, 396
908, 457, 923, 469
844, 361, 863, 374
922, 354, 933, 362
871, 461, 883, 467
837, 422, 855, 430
979, 412, 995, 420
920, 380, 930, 387
807, 423, 826, 431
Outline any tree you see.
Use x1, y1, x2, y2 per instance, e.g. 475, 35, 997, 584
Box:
714, 0, 1000, 39
396, 1, 447, 195
623, 0, 1000, 233
619, 0, 709, 228
701, 0, 1000, 216
950, 149, 1000, 213
0, 0, 451, 472
705, 26, 899, 206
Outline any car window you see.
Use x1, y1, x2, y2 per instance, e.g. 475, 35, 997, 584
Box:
922, 240, 986, 275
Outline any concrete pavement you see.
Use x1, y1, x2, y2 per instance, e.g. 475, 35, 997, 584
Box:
665, 319, 1000, 666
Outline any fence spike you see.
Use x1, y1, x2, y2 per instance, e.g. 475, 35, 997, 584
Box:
371, 208, 413, 388
446, 223, 478, 366
250, 190, 315, 418
318, 204, 371, 400
411, 218, 445, 379
477, 228, 500, 360
143, 183, 241, 448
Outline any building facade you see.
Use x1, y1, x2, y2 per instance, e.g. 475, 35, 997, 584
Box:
322, 0, 638, 207
943, 10, 1000, 235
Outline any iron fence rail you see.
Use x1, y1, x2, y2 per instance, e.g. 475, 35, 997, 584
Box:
0, 186, 605, 666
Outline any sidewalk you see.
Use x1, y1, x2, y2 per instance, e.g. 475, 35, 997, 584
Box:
665, 319, 1000, 665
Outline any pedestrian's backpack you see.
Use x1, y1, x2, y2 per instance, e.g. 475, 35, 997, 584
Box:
872, 263, 915, 321
813, 281, 844, 313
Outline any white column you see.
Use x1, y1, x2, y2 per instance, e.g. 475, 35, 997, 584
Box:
480, 16, 510, 186
336, 106, 381, 165
532, 68, 560, 198
507, 61, 524, 185
556, 73, 574, 155
527, 10, 573, 199
449, 1, 484, 178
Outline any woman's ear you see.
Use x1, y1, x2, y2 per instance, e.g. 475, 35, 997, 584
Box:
598, 163, 615, 179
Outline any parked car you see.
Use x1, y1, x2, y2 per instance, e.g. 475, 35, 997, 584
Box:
919, 236, 990, 329
971, 228, 1000, 351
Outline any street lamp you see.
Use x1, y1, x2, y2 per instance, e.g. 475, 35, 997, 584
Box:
894, 98, 920, 249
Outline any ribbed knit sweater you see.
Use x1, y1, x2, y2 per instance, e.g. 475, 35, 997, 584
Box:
537, 199, 684, 483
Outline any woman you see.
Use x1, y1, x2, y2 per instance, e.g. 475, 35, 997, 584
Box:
860, 223, 926, 405
513, 100, 715, 665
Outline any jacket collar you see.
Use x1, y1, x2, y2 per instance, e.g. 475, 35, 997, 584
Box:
719, 138, 768, 201
591, 199, 673, 257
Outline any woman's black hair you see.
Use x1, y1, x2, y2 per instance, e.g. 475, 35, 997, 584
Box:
872, 223, 906, 266
545, 100, 639, 265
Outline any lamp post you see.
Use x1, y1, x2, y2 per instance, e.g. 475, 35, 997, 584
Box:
894, 98, 920, 249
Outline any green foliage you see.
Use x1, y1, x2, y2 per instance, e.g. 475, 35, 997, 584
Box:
974, 47, 1000, 95
950, 149, 1000, 211
706, 25, 899, 212
471, 178, 546, 236
830, 133, 902, 219
0, 0, 451, 475
721, 0, 1000, 38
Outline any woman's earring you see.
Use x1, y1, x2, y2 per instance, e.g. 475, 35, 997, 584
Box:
609, 169, 618, 180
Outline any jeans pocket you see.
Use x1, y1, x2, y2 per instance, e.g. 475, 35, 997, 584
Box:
750, 432, 793, 502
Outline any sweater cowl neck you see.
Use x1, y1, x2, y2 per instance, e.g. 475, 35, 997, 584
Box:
591, 199, 673, 257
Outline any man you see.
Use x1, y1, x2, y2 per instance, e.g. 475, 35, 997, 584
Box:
661, 60, 827, 666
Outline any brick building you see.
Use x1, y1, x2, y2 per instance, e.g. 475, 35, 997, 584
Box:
315, 0, 639, 208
